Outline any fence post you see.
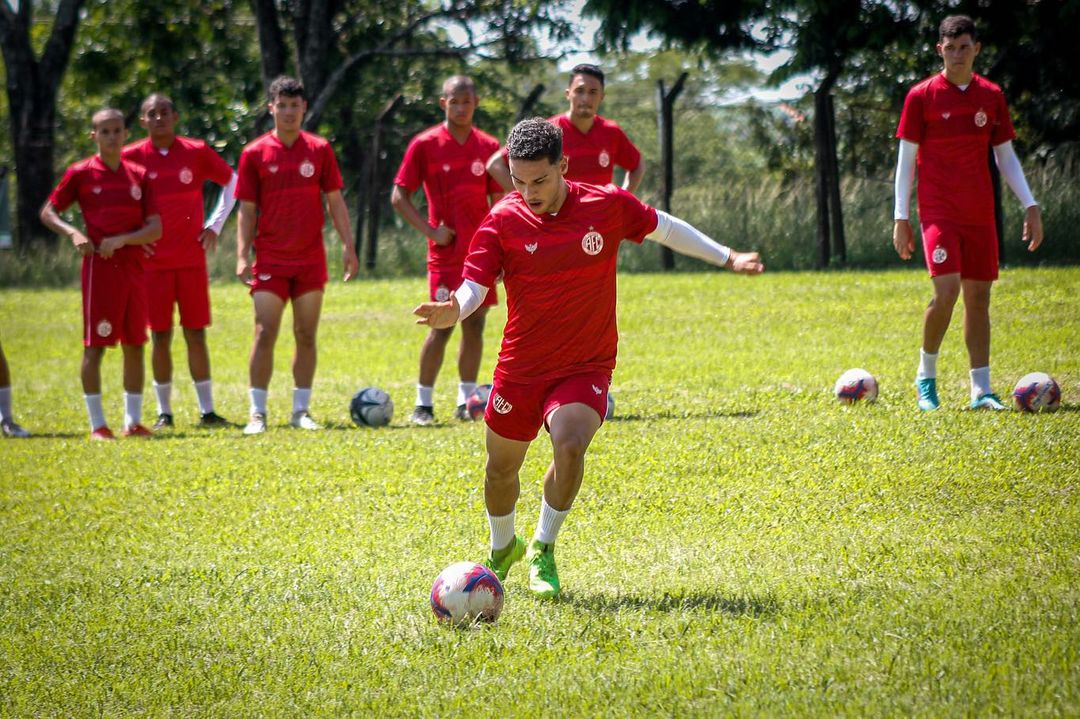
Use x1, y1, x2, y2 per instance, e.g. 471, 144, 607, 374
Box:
363, 94, 403, 271
656, 72, 687, 271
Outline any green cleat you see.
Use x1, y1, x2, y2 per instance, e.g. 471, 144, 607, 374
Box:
915, 377, 940, 411
484, 535, 525, 582
527, 539, 561, 599
971, 393, 1007, 410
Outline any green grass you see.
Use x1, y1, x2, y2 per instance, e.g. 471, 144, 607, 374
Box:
1, 268, 1077, 717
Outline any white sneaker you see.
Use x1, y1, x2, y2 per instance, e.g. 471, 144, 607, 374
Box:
289, 411, 322, 430
243, 412, 267, 435
1, 419, 30, 438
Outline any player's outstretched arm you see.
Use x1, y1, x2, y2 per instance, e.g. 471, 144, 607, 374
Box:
646, 211, 763, 274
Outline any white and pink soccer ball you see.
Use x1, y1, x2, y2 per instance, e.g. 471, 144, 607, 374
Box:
834, 368, 878, 404
1012, 372, 1061, 413
430, 561, 504, 626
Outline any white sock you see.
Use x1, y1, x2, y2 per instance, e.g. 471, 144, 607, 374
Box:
194, 380, 214, 414
458, 382, 476, 406
488, 509, 516, 552
85, 393, 106, 431
917, 349, 938, 380
250, 388, 268, 416
123, 392, 143, 429
970, 366, 992, 400
293, 387, 312, 415
153, 381, 172, 415
0, 386, 12, 422
415, 384, 434, 408
534, 498, 570, 545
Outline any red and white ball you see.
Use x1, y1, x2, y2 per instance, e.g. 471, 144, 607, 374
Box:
1012, 372, 1061, 413
465, 384, 493, 421
834, 368, 878, 404
430, 561, 504, 626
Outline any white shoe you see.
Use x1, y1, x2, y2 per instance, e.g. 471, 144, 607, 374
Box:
1, 419, 31, 438
289, 411, 322, 430
243, 413, 267, 435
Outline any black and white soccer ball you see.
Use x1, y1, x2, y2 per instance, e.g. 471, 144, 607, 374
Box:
350, 387, 394, 427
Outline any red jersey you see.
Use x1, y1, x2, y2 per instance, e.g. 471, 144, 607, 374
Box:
464, 182, 658, 382
235, 130, 343, 266
896, 72, 1016, 225
48, 155, 156, 267
553, 114, 640, 185
394, 124, 502, 270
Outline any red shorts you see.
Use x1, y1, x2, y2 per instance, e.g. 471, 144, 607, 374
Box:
250, 262, 328, 302
82, 255, 148, 347
921, 221, 999, 281
485, 371, 610, 442
146, 266, 211, 332
429, 265, 497, 307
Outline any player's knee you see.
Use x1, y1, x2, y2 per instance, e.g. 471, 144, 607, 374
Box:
484, 459, 518, 486
183, 328, 207, 347
293, 326, 318, 348
553, 433, 590, 464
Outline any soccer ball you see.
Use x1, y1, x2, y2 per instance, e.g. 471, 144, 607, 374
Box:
834, 368, 878, 404
465, 383, 492, 420
430, 561, 504, 626
349, 387, 394, 427
1012, 372, 1061, 413
605, 392, 615, 420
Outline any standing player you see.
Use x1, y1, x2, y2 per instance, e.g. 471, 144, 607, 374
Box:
40, 108, 162, 440
235, 76, 360, 434
415, 119, 762, 598
893, 15, 1043, 410
391, 75, 503, 425
486, 64, 645, 192
0, 341, 31, 437
124, 93, 237, 429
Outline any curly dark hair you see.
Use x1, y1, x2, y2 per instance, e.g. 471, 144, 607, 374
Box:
506, 118, 562, 165
269, 75, 305, 102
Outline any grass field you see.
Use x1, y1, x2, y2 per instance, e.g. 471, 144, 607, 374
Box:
1, 268, 1077, 717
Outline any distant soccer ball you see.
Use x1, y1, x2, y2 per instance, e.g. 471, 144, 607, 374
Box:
430, 561, 504, 626
465, 384, 493, 421
605, 392, 615, 420
834, 368, 878, 404
350, 387, 394, 427
1012, 372, 1061, 413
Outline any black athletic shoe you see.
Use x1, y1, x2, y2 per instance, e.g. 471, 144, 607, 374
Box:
153, 413, 174, 430
410, 406, 435, 426
198, 411, 231, 428
453, 404, 470, 421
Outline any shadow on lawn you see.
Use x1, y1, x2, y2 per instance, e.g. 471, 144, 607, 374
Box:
558, 588, 780, 618
608, 410, 759, 422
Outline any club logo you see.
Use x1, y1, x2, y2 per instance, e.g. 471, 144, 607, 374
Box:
442, 163, 451, 173
299, 160, 315, 178
974, 110, 987, 128
471, 160, 485, 176
149, 171, 158, 180
524, 242, 538, 254
130, 185, 142, 201
435, 285, 450, 302
491, 392, 513, 415
92, 186, 102, 195
179, 168, 194, 184
932, 246, 948, 264
258, 273, 272, 281
591, 384, 602, 395
598, 149, 611, 168
941, 112, 951, 120
96, 319, 112, 337
269, 164, 279, 174
581, 228, 604, 256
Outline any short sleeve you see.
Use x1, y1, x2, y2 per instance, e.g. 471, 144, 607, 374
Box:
235, 149, 259, 203
48, 166, 80, 213
615, 188, 658, 245
612, 124, 641, 172
140, 171, 159, 219
393, 136, 424, 193
319, 143, 344, 193
990, 91, 1017, 146
896, 87, 925, 143
201, 143, 234, 186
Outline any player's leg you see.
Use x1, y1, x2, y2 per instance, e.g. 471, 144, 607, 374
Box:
147, 268, 176, 428
82, 346, 111, 438
0, 341, 30, 438
915, 273, 961, 410
483, 426, 531, 580
120, 343, 151, 436
413, 326, 453, 425
962, 279, 1003, 409
246, 290, 286, 433
454, 307, 489, 420
178, 266, 227, 426
289, 289, 324, 429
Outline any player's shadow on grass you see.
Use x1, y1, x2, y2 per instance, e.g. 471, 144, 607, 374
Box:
608, 409, 759, 422
11, 431, 86, 439
557, 588, 780, 618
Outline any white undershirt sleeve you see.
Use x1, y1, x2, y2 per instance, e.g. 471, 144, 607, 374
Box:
645, 210, 731, 268
993, 141, 1038, 209
452, 279, 489, 322
894, 140, 918, 220
204, 171, 239, 236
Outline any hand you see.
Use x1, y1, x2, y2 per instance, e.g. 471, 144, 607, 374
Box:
1022, 205, 1043, 252
198, 228, 219, 252
413, 297, 460, 329
98, 235, 125, 259
71, 231, 94, 257
893, 219, 914, 260
236, 255, 253, 286
431, 224, 455, 247
728, 251, 764, 274
342, 244, 360, 282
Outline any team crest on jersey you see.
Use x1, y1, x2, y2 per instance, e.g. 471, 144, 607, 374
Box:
932, 246, 948, 264
442, 163, 451, 173
130, 185, 142, 201
179, 167, 194, 184
974, 110, 988, 128
96, 319, 113, 337
149, 171, 158, 180
581, 228, 604, 256
941, 112, 951, 120
269, 164, 279, 174
435, 285, 450, 302
92, 186, 102, 195
258, 273, 272, 281
591, 384, 602, 395
471, 160, 485, 176
491, 392, 513, 415
598, 149, 611, 168
299, 160, 315, 178
524, 242, 538, 254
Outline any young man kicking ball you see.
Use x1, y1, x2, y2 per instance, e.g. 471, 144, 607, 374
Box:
415, 118, 763, 598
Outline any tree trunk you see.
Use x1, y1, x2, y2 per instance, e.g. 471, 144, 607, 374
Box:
250, 0, 287, 92
825, 93, 845, 264
813, 89, 831, 269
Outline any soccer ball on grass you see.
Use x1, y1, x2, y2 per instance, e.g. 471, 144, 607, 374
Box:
834, 368, 878, 404
350, 387, 394, 427
430, 561, 504, 626
1012, 372, 1061, 413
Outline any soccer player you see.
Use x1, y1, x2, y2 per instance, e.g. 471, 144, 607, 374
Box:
40, 108, 162, 440
235, 75, 360, 434
893, 15, 1043, 411
391, 75, 503, 426
414, 118, 763, 598
124, 93, 237, 429
486, 63, 644, 192
0, 340, 31, 438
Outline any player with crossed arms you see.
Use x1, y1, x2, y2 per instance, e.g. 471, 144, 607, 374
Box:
415, 118, 763, 599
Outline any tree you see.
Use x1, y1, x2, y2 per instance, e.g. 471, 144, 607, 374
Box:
0, 0, 88, 248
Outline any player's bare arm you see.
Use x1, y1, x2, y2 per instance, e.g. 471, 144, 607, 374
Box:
39, 202, 93, 257
485, 150, 514, 192
98, 215, 162, 258
623, 161, 646, 194
413, 296, 461, 329
236, 200, 257, 283
326, 190, 359, 281
390, 184, 455, 247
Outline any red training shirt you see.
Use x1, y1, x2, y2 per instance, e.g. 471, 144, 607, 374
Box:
464, 181, 658, 383
394, 124, 502, 270
235, 130, 343, 266
123, 136, 234, 270
896, 72, 1016, 226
